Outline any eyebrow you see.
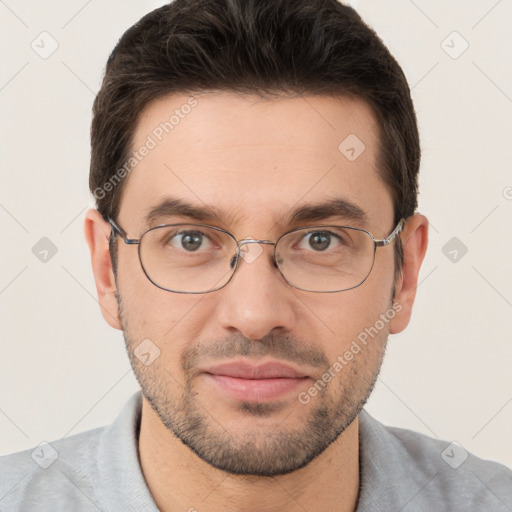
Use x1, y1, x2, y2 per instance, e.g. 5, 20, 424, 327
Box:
144, 196, 368, 228
286, 197, 368, 225
145, 198, 224, 226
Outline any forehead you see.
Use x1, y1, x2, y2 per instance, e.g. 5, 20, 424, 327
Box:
119, 91, 393, 233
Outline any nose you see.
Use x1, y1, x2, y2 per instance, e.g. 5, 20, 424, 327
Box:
215, 241, 298, 341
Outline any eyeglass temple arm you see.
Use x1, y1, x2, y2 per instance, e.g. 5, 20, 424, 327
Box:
374, 218, 405, 247
107, 218, 140, 245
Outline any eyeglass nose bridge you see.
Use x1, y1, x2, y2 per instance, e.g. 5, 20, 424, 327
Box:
230, 238, 277, 269
238, 238, 275, 248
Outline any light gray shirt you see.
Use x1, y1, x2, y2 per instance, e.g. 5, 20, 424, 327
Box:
1, 391, 511, 511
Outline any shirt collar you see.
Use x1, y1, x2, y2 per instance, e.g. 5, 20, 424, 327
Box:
356, 409, 433, 512
94, 391, 159, 512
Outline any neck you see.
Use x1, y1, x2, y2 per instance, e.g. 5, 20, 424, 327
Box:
139, 398, 360, 512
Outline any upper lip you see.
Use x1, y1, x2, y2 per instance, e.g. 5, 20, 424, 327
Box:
202, 361, 308, 379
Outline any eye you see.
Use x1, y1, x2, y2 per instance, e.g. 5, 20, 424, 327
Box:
299, 230, 343, 252
169, 230, 212, 252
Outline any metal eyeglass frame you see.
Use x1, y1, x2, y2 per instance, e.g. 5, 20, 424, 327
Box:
108, 217, 406, 294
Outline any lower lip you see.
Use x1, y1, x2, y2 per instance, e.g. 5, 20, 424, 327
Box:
205, 374, 309, 402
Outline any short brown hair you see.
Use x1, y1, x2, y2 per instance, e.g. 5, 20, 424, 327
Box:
90, 0, 420, 272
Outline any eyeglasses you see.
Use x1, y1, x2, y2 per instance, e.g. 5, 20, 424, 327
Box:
108, 218, 405, 294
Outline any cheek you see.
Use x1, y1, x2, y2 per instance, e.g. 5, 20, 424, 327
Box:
116, 257, 214, 359
116, 254, 178, 340
307, 269, 394, 360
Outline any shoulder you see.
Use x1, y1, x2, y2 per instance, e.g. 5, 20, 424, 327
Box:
0, 392, 153, 512
0, 427, 105, 511
358, 409, 512, 512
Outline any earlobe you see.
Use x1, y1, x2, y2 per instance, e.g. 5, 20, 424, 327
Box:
389, 214, 429, 334
84, 209, 122, 330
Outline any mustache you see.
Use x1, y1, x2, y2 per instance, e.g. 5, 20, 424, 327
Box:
181, 332, 329, 372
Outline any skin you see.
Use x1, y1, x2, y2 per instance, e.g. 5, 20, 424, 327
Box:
85, 91, 428, 512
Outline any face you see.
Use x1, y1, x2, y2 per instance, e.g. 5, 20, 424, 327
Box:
87, 91, 424, 477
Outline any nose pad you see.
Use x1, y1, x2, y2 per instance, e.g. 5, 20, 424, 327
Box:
228, 239, 281, 278
239, 240, 265, 265
229, 247, 280, 275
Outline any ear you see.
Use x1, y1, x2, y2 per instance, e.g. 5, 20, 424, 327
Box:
389, 214, 429, 334
84, 209, 122, 330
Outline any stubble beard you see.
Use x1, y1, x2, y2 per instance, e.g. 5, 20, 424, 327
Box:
118, 295, 388, 477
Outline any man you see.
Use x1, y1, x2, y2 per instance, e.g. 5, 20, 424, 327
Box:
1, 0, 511, 510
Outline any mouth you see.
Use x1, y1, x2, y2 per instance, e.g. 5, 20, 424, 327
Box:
201, 361, 310, 402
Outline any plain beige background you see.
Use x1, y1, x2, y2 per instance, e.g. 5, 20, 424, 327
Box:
1, 0, 511, 469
